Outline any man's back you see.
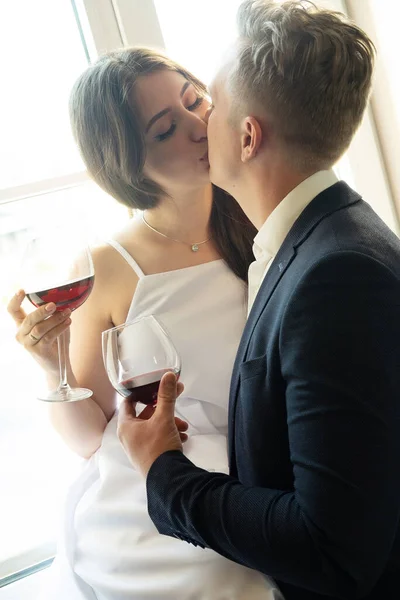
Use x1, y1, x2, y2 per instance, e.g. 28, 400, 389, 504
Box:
231, 181, 400, 598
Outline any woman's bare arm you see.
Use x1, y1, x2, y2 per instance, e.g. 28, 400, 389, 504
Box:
9, 244, 138, 459
48, 244, 139, 457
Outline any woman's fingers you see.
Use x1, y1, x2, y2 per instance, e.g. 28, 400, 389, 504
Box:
7, 290, 27, 325
28, 310, 71, 344
8, 289, 72, 349
30, 317, 72, 347
18, 302, 58, 338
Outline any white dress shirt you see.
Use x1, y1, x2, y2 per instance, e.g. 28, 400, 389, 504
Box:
247, 169, 339, 312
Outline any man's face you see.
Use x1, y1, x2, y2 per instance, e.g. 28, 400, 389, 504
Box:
207, 68, 242, 194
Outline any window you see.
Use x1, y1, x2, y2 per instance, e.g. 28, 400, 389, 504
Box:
0, 0, 88, 189
346, 0, 400, 231
0, 0, 127, 587
153, 0, 243, 84
0, 184, 127, 581
368, 1, 400, 123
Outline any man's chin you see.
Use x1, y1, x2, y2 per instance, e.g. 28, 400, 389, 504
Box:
210, 174, 230, 196
209, 168, 222, 189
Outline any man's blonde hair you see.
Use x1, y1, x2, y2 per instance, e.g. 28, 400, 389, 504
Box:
229, 0, 375, 170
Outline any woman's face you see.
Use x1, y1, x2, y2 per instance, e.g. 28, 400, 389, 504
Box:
135, 70, 210, 194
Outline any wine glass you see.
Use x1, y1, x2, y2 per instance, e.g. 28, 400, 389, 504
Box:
21, 231, 95, 402
102, 316, 181, 407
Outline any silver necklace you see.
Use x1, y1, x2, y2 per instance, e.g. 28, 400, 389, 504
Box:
142, 212, 212, 252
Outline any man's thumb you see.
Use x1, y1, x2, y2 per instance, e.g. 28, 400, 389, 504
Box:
156, 371, 178, 416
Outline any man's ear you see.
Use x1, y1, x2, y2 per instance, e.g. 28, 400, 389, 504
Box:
240, 116, 263, 163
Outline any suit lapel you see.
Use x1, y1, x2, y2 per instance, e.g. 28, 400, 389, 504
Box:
228, 181, 361, 464
230, 247, 295, 402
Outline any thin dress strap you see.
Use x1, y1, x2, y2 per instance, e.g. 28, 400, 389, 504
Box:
106, 240, 145, 279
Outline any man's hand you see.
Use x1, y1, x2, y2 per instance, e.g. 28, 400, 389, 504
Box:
117, 372, 187, 477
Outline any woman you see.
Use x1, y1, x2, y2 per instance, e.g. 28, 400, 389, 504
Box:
8, 49, 279, 599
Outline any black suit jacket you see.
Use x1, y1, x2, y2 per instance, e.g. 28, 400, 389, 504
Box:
146, 182, 400, 599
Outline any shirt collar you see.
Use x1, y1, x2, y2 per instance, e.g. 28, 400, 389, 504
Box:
253, 169, 339, 262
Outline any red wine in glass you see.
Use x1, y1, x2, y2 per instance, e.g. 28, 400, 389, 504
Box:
27, 275, 94, 312
21, 233, 95, 402
120, 368, 180, 405
102, 316, 181, 407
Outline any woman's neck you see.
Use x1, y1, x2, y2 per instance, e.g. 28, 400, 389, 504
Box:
143, 184, 213, 244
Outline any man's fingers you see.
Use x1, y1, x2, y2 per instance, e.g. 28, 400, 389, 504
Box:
156, 372, 178, 419
137, 404, 156, 420
7, 290, 27, 325
118, 398, 138, 422
177, 381, 185, 398
175, 417, 189, 432
179, 432, 188, 443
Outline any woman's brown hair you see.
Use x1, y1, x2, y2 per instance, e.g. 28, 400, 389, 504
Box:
69, 47, 256, 281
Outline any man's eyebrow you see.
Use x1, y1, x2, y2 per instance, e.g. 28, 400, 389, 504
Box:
145, 81, 192, 133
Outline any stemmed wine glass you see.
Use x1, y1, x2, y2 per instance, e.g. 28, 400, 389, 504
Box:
21, 232, 95, 402
102, 316, 181, 407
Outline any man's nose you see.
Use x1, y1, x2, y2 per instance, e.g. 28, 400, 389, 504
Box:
203, 106, 212, 125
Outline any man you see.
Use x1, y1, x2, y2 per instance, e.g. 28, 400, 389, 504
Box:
117, 1, 400, 598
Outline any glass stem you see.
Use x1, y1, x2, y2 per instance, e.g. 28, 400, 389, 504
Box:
57, 331, 70, 391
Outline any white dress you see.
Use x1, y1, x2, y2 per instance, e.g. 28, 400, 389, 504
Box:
41, 241, 282, 600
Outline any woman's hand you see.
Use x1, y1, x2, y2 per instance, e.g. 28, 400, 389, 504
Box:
7, 290, 72, 377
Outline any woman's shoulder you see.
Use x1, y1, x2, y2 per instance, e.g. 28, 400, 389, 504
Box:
89, 243, 125, 283
91, 218, 143, 275
88, 234, 142, 326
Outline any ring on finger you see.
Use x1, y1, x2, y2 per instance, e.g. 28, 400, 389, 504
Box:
29, 332, 40, 342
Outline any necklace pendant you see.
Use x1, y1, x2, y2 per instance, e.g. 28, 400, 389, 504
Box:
191, 244, 199, 252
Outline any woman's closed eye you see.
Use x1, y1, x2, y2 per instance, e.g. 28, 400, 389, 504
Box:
187, 96, 203, 111
154, 96, 204, 142
155, 122, 177, 142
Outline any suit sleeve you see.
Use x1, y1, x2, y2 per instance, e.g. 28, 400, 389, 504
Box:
146, 251, 400, 599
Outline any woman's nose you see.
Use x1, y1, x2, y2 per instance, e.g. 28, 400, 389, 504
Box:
190, 113, 208, 143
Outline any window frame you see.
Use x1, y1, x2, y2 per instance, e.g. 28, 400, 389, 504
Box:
304, 0, 400, 233
0, 551, 54, 589
345, 0, 400, 228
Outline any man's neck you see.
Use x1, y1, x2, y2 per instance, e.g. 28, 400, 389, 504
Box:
235, 166, 317, 230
